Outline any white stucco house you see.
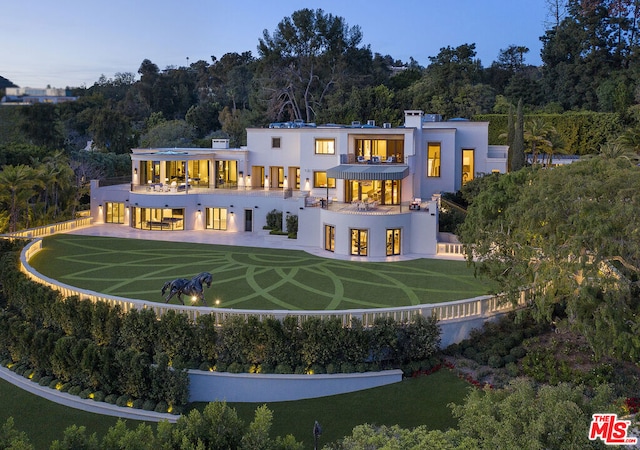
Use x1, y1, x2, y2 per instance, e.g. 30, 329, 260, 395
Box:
90, 110, 507, 259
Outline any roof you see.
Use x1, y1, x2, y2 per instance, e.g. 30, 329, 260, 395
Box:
326, 164, 410, 181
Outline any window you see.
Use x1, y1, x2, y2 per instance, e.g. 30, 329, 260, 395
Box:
462, 149, 474, 185
272, 137, 281, 148
351, 229, 368, 256
132, 207, 184, 230
427, 143, 441, 177
324, 225, 335, 252
313, 171, 336, 188
315, 138, 335, 154
354, 138, 404, 161
215, 160, 237, 188
206, 207, 227, 230
105, 202, 125, 224
386, 229, 401, 256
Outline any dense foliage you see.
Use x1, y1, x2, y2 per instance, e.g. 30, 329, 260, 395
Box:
0, 240, 440, 408
459, 157, 640, 362
0, 403, 304, 450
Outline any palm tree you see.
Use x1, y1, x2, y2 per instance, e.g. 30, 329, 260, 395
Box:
524, 118, 553, 164
0, 165, 42, 232
594, 142, 640, 162
617, 127, 640, 154
540, 128, 564, 167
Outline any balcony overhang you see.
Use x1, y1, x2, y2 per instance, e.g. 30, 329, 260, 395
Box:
326, 164, 409, 181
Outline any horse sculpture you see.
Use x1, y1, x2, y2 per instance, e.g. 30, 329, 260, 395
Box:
161, 272, 213, 305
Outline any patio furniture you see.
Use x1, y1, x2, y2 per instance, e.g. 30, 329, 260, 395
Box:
371, 155, 381, 164
410, 198, 421, 210
357, 155, 366, 163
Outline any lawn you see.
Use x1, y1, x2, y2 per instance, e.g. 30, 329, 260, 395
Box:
29, 234, 495, 310
2, 370, 471, 448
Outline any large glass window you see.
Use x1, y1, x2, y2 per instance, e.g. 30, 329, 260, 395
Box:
206, 207, 228, 230
345, 179, 400, 205
355, 138, 404, 161
270, 166, 285, 188
315, 138, 335, 154
215, 160, 237, 188
427, 143, 441, 177
386, 229, 401, 256
132, 207, 184, 230
350, 229, 368, 256
313, 171, 336, 188
251, 166, 265, 188
105, 202, 125, 224
324, 225, 335, 252
462, 149, 474, 185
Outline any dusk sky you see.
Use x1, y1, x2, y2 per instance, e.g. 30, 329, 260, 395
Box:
3, 1, 549, 89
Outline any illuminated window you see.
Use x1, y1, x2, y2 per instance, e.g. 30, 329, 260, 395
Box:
427, 143, 441, 177
315, 138, 335, 154
105, 202, 125, 224
462, 149, 474, 185
386, 229, 401, 256
313, 171, 336, 188
350, 229, 368, 256
206, 208, 228, 230
324, 225, 335, 252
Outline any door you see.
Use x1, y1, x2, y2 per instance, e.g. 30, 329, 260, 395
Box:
244, 209, 253, 232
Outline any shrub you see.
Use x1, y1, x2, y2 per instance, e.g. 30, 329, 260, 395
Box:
227, 362, 243, 373
488, 355, 504, 368
294, 366, 306, 374
326, 363, 336, 374
38, 376, 53, 387
155, 401, 169, 413
116, 395, 131, 407
310, 364, 325, 374
93, 391, 105, 402
60, 383, 71, 393
79, 389, 92, 399
266, 209, 282, 230
143, 400, 156, 411
509, 346, 526, 359
49, 379, 60, 389
505, 362, 520, 377
214, 362, 228, 372
133, 398, 145, 409
274, 364, 293, 374
105, 394, 118, 404
340, 362, 355, 373
355, 363, 367, 373
462, 347, 477, 360
68, 385, 82, 396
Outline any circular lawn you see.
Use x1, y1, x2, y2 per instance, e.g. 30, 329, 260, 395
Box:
29, 234, 495, 310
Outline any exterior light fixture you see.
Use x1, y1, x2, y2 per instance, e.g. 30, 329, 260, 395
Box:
230, 204, 234, 208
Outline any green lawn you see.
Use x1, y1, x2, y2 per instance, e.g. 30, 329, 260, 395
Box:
30, 234, 495, 310
2, 370, 471, 448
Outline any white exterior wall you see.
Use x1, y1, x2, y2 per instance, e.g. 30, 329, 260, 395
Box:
90, 111, 507, 260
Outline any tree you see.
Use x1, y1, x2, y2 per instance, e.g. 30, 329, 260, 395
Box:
451, 379, 616, 449
459, 157, 640, 359
19, 103, 64, 149
0, 164, 43, 232
510, 99, 526, 171
524, 117, 553, 164
257, 8, 367, 122
140, 119, 197, 148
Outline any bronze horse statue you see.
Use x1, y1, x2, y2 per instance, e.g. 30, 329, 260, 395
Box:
161, 272, 213, 305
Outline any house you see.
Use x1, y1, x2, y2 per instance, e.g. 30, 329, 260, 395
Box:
1, 86, 78, 105
90, 110, 507, 259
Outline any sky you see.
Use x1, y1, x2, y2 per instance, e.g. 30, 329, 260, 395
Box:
2, 0, 549, 89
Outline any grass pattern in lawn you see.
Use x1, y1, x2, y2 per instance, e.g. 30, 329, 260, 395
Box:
30, 234, 496, 310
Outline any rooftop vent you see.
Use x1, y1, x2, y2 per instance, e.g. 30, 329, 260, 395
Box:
351, 121, 361, 127
367, 120, 375, 126
383, 122, 391, 128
